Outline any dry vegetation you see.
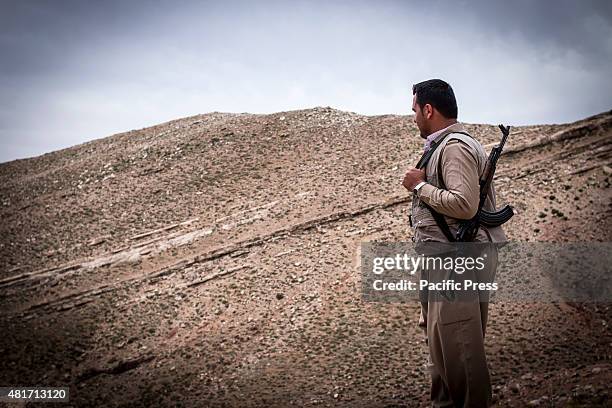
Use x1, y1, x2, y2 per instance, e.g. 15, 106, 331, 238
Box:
0, 107, 611, 407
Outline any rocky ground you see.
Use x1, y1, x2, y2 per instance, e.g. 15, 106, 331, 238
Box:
0, 107, 611, 407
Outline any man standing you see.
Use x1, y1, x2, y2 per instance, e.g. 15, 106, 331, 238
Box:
402, 79, 506, 407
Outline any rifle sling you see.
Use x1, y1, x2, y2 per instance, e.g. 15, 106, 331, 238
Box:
423, 203, 457, 242
416, 131, 473, 243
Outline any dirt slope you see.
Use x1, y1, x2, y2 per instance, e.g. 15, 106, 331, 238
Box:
0, 107, 611, 407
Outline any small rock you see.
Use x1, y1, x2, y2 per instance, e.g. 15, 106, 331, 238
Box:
510, 383, 520, 393
88, 236, 108, 246
602, 165, 612, 175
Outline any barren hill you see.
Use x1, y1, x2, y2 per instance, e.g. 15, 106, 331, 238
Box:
1, 107, 611, 407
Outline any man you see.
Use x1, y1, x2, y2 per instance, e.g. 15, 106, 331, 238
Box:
402, 79, 506, 407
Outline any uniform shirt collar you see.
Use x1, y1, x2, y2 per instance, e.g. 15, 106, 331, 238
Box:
424, 122, 465, 152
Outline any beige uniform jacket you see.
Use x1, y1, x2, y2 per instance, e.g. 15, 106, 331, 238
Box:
412, 123, 507, 243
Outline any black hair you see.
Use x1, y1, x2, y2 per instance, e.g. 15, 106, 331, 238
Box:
412, 79, 458, 119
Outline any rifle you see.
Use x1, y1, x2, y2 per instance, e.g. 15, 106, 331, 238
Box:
455, 124, 514, 241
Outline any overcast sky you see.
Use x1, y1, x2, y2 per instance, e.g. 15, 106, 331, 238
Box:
1, 0, 611, 163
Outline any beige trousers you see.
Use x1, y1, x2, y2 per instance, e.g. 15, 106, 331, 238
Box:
418, 246, 497, 407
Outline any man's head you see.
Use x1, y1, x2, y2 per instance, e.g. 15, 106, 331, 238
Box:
412, 79, 458, 138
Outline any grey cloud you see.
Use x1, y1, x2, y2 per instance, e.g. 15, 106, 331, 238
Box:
0, 0, 611, 162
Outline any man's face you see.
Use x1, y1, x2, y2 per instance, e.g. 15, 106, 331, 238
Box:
412, 94, 429, 139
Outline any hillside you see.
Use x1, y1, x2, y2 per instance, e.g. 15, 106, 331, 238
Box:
1, 107, 611, 407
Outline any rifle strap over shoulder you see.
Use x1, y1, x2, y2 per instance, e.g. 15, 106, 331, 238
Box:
416, 131, 474, 242
416, 131, 472, 169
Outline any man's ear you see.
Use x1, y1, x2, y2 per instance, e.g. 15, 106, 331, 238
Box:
424, 104, 433, 119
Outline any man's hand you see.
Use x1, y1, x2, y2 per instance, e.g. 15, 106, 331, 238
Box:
402, 168, 426, 191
